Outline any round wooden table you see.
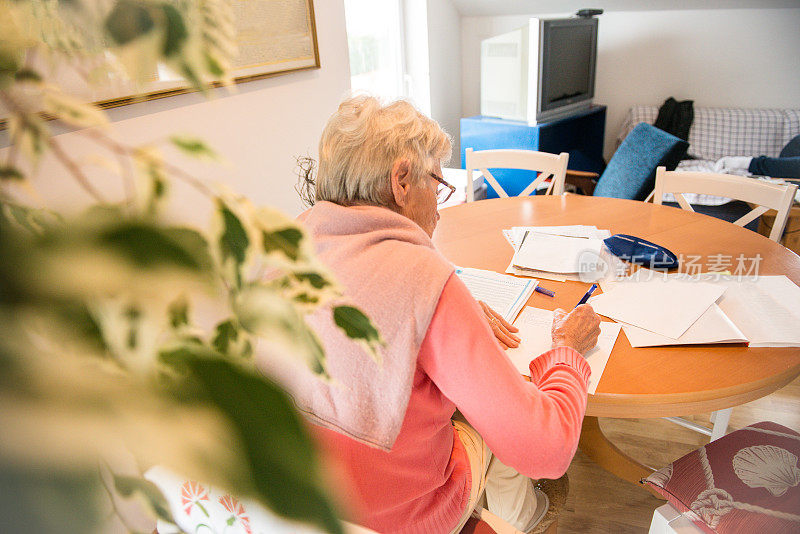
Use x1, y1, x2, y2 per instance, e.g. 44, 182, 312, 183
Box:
433, 195, 800, 482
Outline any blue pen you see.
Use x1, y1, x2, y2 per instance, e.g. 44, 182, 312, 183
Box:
535, 285, 555, 297
575, 283, 597, 308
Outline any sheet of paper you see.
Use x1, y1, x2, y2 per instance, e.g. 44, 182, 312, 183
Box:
506, 307, 622, 394
455, 267, 538, 323
512, 232, 604, 274
621, 303, 748, 347
716, 275, 800, 347
590, 279, 725, 339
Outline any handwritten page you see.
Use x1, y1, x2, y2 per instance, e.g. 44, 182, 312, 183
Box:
455, 267, 538, 323
506, 307, 622, 394
716, 275, 800, 347
621, 303, 747, 347
590, 279, 725, 339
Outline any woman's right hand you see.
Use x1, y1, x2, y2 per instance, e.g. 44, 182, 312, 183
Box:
551, 305, 601, 356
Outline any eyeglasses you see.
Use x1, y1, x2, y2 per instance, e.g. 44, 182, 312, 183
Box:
430, 172, 456, 204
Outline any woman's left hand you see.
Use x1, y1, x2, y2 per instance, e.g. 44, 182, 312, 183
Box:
479, 301, 521, 349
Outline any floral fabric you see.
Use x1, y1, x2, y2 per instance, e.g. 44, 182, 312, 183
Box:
145, 466, 322, 534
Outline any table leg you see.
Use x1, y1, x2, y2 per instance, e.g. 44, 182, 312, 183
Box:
578, 416, 663, 496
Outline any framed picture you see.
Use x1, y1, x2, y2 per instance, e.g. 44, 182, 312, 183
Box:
0, 0, 320, 126
96, 0, 321, 109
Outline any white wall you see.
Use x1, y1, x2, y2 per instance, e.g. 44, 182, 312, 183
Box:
426, 0, 463, 166
461, 8, 800, 160
1, 0, 351, 224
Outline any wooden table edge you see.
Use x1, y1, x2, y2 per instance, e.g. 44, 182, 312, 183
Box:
587, 362, 800, 418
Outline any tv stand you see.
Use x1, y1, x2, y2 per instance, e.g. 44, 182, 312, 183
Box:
460, 105, 606, 198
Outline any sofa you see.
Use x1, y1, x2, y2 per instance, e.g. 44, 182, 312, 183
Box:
611, 105, 800, 230
617, 105, 800, 205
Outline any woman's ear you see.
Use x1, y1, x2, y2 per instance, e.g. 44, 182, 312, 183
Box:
390, 158, 412, 207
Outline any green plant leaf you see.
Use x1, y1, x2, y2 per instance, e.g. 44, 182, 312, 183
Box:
132, 146, 169, 216
44, 90, 109, 129
293, 272, 332, 291
105, 0, 155, 46
13, 68, 42, 83
179, 60, 206, 94
185, 357, 343, 534
167, 296, 189, 329
112, 474, 174, 523
98, 224, 205, 271
211, 319, 237, 355
1, 203, 54, 236
332, 306, 384, 363
262, 228, 303, 261
0, 165, 24, 181
235, 286, 326, 375
160, 3, 188, 57
210, 319, 254, 360
204, 51, 225, 77
170, 136, 218, 160
9, 114, 49, 165
218, 202, 249, 286
54, 302, 109, 355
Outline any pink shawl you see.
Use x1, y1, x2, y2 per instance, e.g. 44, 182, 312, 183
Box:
269, 201, 454, 450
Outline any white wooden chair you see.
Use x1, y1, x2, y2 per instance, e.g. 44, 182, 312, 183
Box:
654, 166, 798, 242
464, 148, 569, 202
653, 166, 798, 441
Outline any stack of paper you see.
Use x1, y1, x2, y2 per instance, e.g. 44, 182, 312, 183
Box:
511, 232, 604, 274
455, 267, 538, 322
503, 226, 628, 283
505, 307, 622, 394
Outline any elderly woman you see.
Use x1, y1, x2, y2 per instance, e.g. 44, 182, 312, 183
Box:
277, 96, 600, 534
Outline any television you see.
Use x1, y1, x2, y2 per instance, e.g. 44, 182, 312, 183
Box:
480, 16, 598, 125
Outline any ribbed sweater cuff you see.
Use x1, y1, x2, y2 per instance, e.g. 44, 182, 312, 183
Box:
528, 346, 591, 387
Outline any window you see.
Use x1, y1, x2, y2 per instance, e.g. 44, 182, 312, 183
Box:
344, 0, 406, 100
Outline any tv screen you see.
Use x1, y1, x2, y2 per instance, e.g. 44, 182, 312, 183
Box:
540, 19, 597, 113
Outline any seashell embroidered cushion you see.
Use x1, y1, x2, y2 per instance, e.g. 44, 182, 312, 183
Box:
643, 422, 800, 533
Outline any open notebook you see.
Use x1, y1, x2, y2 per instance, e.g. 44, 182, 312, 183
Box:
454, 267, 538, 323
597, 274, 800, 347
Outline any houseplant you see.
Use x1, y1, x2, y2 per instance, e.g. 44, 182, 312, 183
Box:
0, 1, 382, 532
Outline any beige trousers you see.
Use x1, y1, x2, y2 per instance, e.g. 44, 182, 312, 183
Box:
450, 420, 545, 534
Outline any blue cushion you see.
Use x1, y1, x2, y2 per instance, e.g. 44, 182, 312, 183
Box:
593, 123, 689, 201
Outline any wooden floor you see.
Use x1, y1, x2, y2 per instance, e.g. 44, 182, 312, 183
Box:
558, 375, 800, 533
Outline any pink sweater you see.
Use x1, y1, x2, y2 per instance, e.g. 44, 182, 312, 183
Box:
314, 273, 590, 534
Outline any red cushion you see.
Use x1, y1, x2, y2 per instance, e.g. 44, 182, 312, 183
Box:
460, 515, 498, 534
644, 422, 800, 533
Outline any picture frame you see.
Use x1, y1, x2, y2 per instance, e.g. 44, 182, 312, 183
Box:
0, 0, 320, 127
95, 0, 321, 110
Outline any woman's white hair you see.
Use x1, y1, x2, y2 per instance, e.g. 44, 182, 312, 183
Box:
315, 95, 452, 206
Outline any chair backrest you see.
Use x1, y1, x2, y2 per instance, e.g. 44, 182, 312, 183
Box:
654, 166, 798, 241
464, 148, 568, 202
593, 122, 688, 201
